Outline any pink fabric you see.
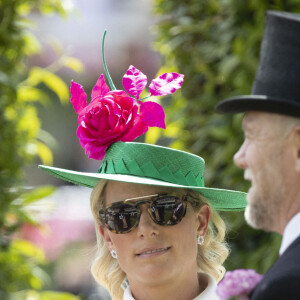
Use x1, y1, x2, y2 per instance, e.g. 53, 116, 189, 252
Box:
70, 74, 167, 160
123, 65, 147, 100
70, 66, 184, 160
91, 74, 110, 101
149, 72, 184, 96
139, 101, 166, 129
70, 81, 87, 114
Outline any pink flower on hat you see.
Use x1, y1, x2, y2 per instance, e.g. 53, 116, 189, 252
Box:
70, 66, 184, 160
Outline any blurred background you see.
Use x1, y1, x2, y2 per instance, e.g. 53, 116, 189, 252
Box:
2, 0, 300, 299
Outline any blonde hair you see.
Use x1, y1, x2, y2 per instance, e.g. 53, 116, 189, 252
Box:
90, 180, 229, 300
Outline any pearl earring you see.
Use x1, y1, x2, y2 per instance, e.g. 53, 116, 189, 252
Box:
111, 249, 117, 258
197, 235, 204, 245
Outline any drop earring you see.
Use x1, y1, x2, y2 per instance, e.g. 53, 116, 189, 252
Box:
197, 235, 204, 245
111, 249, 117, 259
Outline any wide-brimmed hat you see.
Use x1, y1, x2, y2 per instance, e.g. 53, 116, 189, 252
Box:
39, 142, 247, 211
215, 11, 300, 117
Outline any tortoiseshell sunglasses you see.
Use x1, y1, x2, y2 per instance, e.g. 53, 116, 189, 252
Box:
99, 193, 192, 234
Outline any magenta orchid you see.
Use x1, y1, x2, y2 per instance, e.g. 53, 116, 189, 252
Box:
70, 32, 184, 160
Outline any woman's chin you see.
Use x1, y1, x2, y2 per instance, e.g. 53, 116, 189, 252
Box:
130, 265, 176, 285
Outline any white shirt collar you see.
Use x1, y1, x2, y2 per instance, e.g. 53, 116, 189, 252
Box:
279, 211, 300, 255
123, 273, 219, 300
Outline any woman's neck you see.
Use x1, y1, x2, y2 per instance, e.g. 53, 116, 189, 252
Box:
128, 272, 206, 300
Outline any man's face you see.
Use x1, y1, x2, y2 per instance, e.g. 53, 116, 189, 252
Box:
234, 111, 295, 233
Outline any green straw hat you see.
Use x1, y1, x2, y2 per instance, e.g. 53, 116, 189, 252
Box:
39, 142, 247, 211
39, 32, 246, 211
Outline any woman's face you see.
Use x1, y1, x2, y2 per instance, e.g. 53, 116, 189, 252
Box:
100, 181, 210, 288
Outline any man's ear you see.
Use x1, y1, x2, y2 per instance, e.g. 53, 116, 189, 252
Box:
99, 225, 114, 251
196, 204, 210, 236
293, 126, 300, 172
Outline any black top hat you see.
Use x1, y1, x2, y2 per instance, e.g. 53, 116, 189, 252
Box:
215, 11, 300, 118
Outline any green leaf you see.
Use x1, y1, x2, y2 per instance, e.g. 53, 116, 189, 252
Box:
38, 129, 59, 151
145, 127, 163, 144
20, 186, 55, 205
41, 71, 69, 104
39, 0, 67, 19
11, 239, 45, 263
219, 55, 240, 77
62, 57, 84, 73
10, 290, 81, 300
36, 141, 53, 165
16, 2, 34, 15
17, 86, 49, 105
23, 32, 42, 56
18, 106, 40, 139
164, 121, 181, 138
27, 67, 69, 104
0, 71, 14, 87
29, 276, 43, 290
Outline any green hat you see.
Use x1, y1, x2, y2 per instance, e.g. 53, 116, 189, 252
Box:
39, 142, 247, 211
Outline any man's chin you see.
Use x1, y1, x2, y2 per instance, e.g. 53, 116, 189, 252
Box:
244, 205, 259, 229
244, 202, 272, 231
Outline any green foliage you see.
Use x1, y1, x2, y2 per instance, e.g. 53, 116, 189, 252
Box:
0, 0, 83, 298
0, 240, 47, 292
9, 290, 81, 300
152, 0, 300, 273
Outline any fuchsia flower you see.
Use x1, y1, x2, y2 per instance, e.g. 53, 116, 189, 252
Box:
216, 269, 263, 300
70, 66, 184, 160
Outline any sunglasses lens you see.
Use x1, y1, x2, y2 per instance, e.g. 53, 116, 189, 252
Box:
150, 195, 187, 225
105, 204, 138, 233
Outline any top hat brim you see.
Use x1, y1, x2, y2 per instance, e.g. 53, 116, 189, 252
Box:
39, 165, 247, 211
215, 95, 300, 118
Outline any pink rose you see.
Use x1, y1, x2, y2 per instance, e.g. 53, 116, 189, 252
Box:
70, 74, 166, 160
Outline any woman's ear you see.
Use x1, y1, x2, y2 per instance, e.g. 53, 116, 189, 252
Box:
196, 204, 210, 236
99, 225, 114, 250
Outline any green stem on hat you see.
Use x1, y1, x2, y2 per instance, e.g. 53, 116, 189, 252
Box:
138, 95, 151, 102
102, 30, 116, 90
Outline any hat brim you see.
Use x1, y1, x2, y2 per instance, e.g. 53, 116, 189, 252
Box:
39, 165, 247, 211
215, 95, 300, 117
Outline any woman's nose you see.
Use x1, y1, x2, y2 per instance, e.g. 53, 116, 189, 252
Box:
234, 140, 248, 170
136, 204, 159, 238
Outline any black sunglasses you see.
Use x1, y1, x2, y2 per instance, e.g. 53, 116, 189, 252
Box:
99, 193, 191, 234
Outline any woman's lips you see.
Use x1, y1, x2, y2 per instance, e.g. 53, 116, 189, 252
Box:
136, 247, 170, 257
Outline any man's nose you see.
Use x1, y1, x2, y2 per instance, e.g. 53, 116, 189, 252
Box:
234, 140, 248, 170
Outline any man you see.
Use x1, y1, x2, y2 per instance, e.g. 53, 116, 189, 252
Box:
215, 11, 300, 300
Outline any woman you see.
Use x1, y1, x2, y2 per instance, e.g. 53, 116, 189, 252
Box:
40, 142, 247, 300
39, 33, 246, 298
